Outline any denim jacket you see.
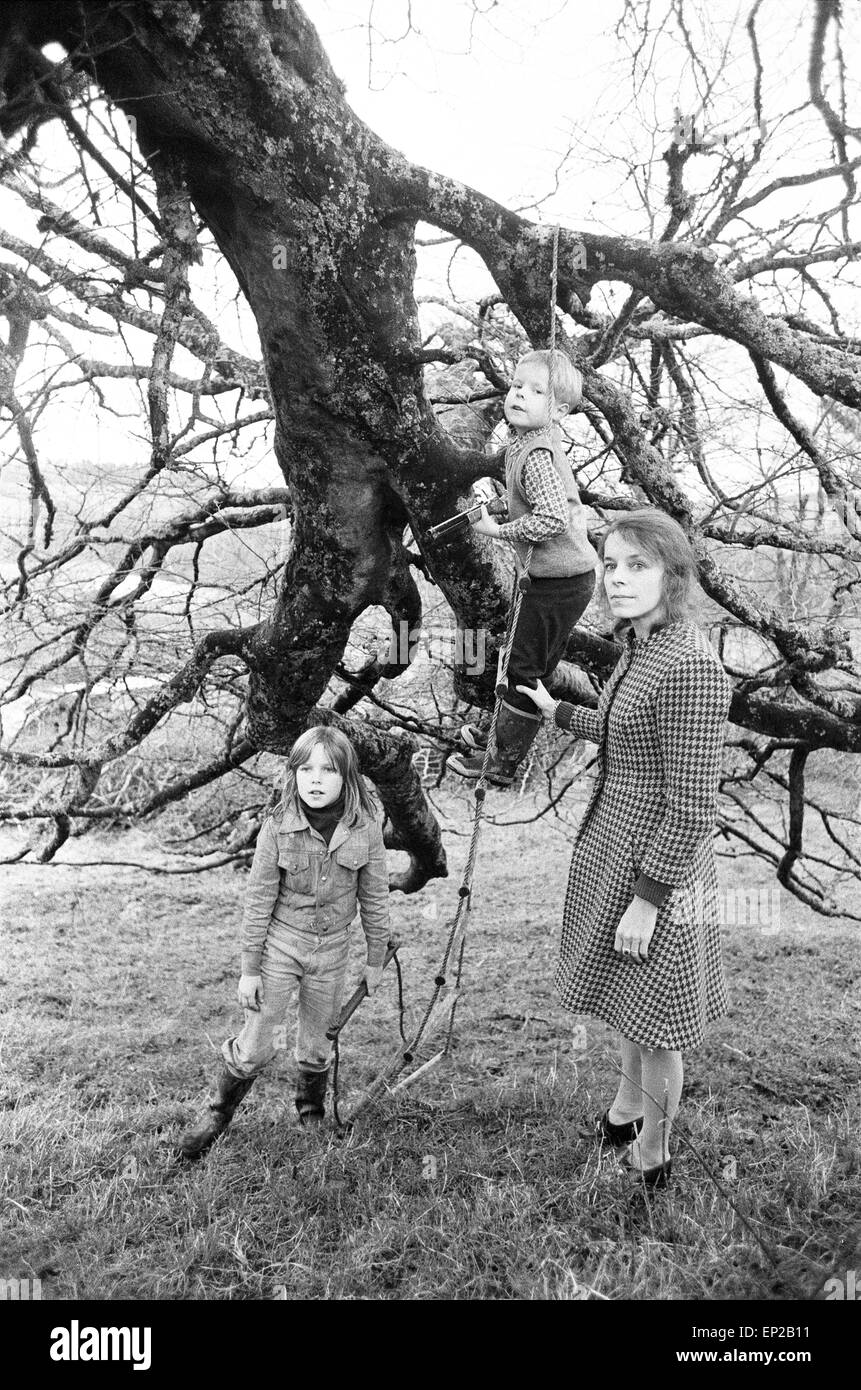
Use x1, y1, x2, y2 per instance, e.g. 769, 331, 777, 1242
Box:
240, 806, 390, 976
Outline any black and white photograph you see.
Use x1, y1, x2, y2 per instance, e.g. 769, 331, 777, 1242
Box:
0, 0, 859, 1335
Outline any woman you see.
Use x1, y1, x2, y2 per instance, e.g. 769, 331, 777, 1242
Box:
517, 509, 731, 1188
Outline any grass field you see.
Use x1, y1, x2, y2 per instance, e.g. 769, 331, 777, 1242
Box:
1, 790, 859, 1301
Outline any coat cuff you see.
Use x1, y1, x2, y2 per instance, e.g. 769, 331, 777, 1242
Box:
554, 700, 573, 730
241, 951, 263, 977
634, 873, 674, 907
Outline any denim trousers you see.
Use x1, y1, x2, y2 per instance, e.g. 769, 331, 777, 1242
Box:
222, 921, 351, 1079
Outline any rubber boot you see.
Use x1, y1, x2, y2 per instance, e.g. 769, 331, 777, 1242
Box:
295, 1066, 329, 1126
178, 1066, 256, 1159
448, 701, 542, 787
457, 649, 509, 751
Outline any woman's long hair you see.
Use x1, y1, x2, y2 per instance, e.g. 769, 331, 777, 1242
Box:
277, 725, 378, 828
598, 509, 698, 639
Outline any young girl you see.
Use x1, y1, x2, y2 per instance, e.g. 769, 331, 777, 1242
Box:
179, 725, 389, 1158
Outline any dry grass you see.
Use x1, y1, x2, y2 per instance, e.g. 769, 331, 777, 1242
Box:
1, 790, 859, 1301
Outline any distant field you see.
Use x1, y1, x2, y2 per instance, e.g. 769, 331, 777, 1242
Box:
1, 791, 859, 1301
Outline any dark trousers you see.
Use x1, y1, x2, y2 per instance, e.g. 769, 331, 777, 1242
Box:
505, 569, 596, 714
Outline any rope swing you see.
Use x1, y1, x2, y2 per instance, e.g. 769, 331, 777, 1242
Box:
328, 226, 563, 1126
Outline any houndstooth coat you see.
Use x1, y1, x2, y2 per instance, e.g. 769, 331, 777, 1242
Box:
553, 618, 732, 1050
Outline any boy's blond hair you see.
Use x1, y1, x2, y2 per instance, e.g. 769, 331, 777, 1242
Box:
518, 349, 582, 410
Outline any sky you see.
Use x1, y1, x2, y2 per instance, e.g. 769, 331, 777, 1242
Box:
306, 0, 625, 217
302, 0, 847, 227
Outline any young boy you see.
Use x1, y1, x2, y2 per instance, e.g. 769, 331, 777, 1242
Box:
448, 349, 598, 787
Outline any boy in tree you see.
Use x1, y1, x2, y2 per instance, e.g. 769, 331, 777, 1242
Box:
449, 349, 598, 787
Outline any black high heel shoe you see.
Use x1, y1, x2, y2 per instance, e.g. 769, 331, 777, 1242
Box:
596, 1109, 644, 1145
621, 1148, 673, 1190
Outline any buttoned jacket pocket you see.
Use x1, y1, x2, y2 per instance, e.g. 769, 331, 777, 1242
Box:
320, 830, 368, 921
334, 834, 370, 873
275, 834, 313, 894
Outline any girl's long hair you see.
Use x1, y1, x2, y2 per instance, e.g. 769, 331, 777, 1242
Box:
598, 509, 698, 639
277, 725, 378, 828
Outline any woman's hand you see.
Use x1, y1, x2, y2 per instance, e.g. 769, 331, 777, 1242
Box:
614, 899, 658, 964
514, 678, 556, 717
470, 504, 502, 538
363, 963, 385, 997
238, 974, 263, 1010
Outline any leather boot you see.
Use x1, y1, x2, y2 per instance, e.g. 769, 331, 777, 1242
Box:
295, 1066, 329, 1126
448, 701, 542, 787
178, 1066, 256, 1159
